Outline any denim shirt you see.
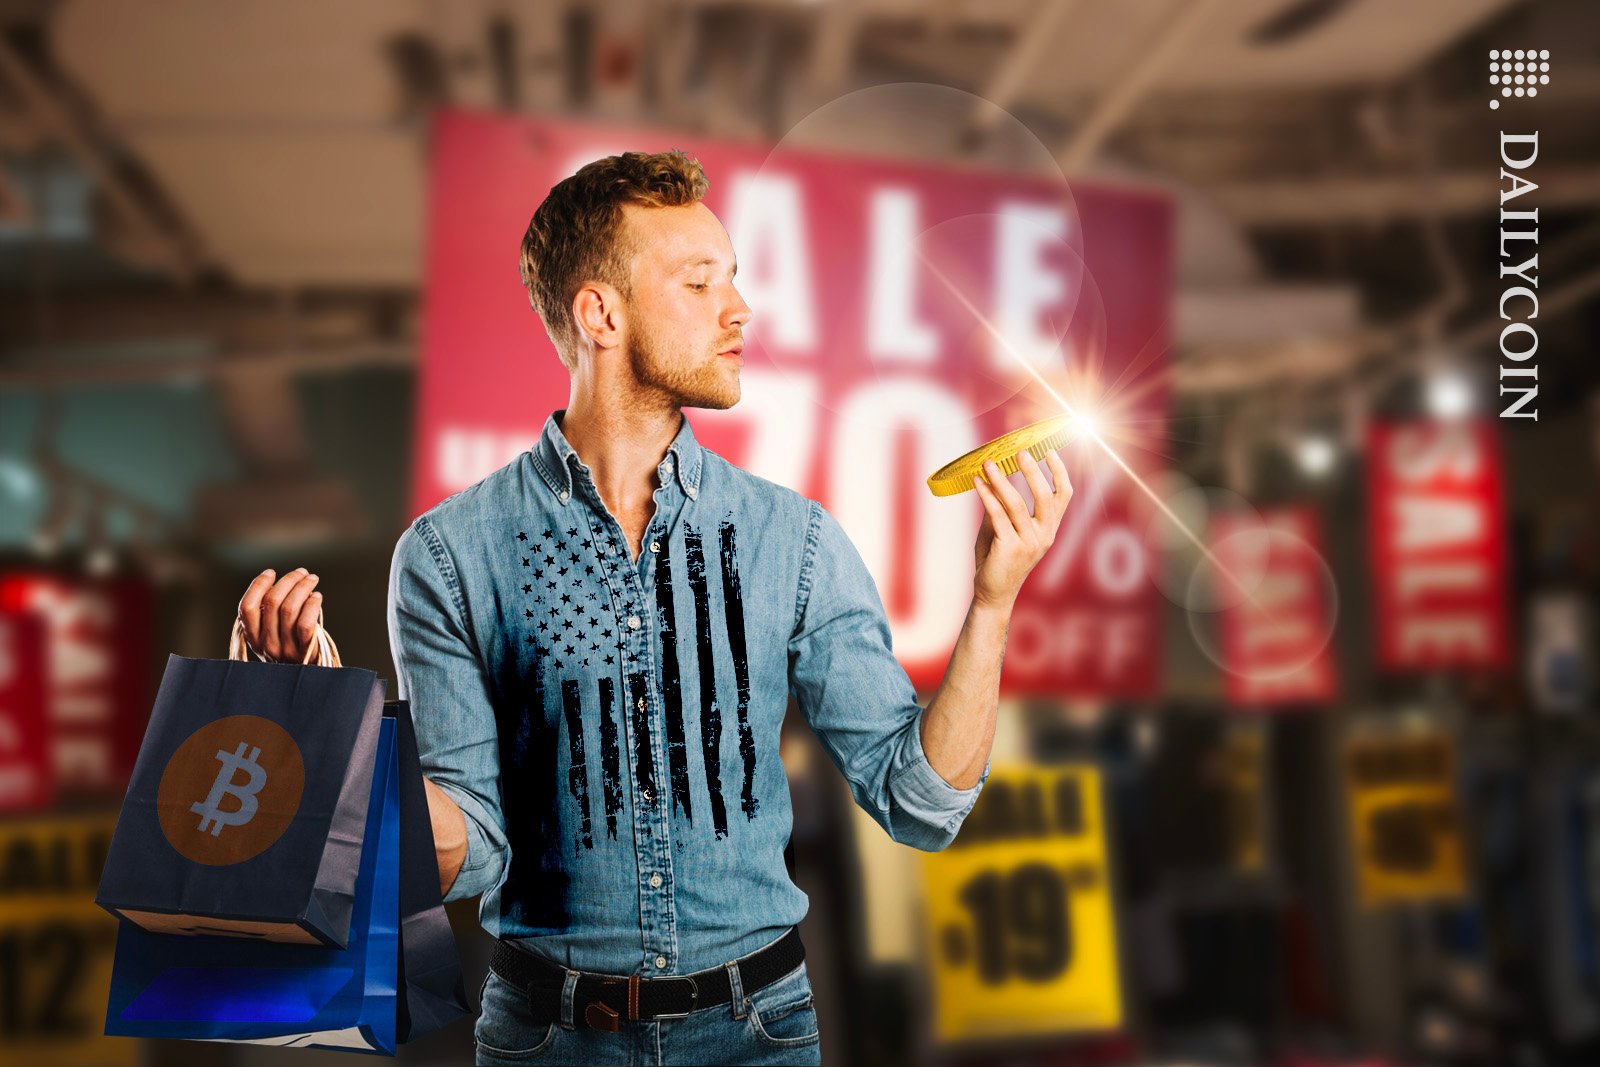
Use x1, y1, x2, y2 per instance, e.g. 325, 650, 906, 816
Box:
386, 409, 989, 975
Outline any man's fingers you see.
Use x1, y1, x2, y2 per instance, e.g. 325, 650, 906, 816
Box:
237, 569, 276, 648
972, 472, 1014, 540
1045, 451, 1073, 531
293, 592, 323, 652
278, 574, 320, 659
984, 461, 1036, 546
260, 569, 309, 658
1046, 449, 1073, 504
1016, 450, 1053, 526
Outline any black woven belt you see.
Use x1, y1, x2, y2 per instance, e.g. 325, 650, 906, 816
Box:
489, 927, 805, 1032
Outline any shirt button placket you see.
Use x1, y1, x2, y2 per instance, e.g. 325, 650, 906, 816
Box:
618, 553, 675, 972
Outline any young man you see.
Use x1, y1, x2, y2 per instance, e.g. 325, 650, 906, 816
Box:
237, 149, 1071, 1066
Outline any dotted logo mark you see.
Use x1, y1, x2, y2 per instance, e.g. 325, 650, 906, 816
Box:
1490, 49, 1550, 109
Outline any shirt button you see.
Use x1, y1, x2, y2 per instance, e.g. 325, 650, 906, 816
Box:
662, 459, 674, 472
642, 787, 653, 802
656, 956, 668, 969
557, 490, 569, 503
650, 873, 662, 888
627, 615, 641, 629
649, 541, 660, 553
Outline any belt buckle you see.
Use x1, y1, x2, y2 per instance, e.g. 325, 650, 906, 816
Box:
652, 975, 699, 1020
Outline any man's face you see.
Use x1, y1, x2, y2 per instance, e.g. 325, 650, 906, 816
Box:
617, 201, 751, 409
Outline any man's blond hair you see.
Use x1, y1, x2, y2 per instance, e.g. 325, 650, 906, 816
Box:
518, 149, 709, 370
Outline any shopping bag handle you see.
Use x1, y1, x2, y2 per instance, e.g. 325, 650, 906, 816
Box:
228, 612, 343, 668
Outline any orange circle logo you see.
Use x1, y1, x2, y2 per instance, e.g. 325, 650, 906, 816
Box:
156, 715, 305, 866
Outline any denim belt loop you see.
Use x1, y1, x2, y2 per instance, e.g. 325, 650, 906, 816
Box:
725, 960, 747, 1020
560, 969, 581, 1030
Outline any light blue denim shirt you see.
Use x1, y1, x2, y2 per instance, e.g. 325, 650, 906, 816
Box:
386, 409, 989, 975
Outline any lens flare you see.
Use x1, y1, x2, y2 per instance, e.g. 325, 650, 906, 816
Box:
919, 254, 1262, 608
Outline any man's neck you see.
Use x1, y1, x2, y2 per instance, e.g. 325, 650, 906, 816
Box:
559, 395, 681, 514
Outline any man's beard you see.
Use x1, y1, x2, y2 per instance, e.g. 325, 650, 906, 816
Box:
628, 322, 740, 410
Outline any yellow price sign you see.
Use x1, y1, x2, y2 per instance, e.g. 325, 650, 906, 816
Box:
1211, 724, 1266, 874
1344, 731, 1467, 907
921, 765, 1122, 1043
0, 811, 134, 1067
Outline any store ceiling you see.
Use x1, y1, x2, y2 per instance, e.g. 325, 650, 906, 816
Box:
39, 0, 1518, 289
2, 0, 1593, 553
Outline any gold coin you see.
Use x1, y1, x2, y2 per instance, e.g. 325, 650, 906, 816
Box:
926, 415, 1074, 497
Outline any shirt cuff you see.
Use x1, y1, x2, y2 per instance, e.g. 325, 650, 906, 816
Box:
431, 780, 505, 902
889, 718, 991, 835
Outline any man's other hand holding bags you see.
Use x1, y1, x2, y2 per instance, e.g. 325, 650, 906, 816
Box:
234, 568, 471, 897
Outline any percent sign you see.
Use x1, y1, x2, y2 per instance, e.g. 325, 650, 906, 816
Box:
1031, 468, 1147, 599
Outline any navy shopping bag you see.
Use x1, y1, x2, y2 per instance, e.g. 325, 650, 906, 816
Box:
99, 616, 471, 1054
106, 712, 402, 1052
97, 620, 384, 947
389, 699, 473, 1043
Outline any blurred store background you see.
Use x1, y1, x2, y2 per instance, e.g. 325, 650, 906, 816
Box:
1, 0, 1597, 1064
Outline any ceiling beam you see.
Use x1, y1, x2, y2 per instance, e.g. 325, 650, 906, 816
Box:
1055, 0, 1226, 172
0, 290, 415, 350
0, 32, 207, 280
807, 0, 861, 99
0, 340, 414, 389
1209, 167, 1600, 224
967, 0, 1080, 138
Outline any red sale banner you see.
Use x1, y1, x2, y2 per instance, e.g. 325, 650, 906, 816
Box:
0, 573, 152, 797
0, 609, 52, 812
1212, 507, 1337, 708
415, 111, 1170, 696
1366, 421, 1511, 671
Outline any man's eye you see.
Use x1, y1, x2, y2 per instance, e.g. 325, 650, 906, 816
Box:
688, 283, 708, 292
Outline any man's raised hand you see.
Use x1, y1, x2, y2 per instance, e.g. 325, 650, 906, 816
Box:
237, 567, 323, 662
970, 448, 1073, 611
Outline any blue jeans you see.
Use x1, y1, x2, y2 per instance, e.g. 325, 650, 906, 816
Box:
473, 958, 823, 1065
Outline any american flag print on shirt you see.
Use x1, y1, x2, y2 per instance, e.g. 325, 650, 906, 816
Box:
510, 519, 761, 852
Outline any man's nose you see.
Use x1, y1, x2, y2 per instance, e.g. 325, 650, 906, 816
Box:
725, 287, 752, 328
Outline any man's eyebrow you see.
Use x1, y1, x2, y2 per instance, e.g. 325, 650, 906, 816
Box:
675, 255, 737, 277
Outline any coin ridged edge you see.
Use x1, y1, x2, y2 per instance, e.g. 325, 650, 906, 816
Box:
926, 422, 1073, 497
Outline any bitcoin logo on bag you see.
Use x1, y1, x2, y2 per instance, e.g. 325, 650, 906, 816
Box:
157, 715, 305, 865
192, 741, 267, 835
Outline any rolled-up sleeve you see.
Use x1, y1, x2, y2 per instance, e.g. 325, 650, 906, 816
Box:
387, 516, 509, 901
788, 500, 989, 852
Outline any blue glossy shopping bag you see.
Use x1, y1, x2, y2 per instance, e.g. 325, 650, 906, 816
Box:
104, 716, 403, 1053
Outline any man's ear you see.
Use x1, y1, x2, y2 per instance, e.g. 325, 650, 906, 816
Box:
572, 283, 625, 353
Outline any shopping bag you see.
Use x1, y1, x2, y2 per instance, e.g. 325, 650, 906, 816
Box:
390, 697, 472, 1043
96, 618, 385, 947
105, 713, 404, 1053
102, 697, 473, 1053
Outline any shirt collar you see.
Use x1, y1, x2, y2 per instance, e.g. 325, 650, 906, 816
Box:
533, 409, 703, 506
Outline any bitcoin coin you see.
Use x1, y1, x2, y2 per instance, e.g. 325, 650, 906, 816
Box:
926, 415, 1074, 497
157, 715, 305, 866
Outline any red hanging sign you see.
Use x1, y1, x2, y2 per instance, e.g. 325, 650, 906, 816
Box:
0, 573, 152, 798
415, 111, 1171, 696
1211, 506, 1337, 707
0, 609, 52, 811
1366, 421, 1511, 671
